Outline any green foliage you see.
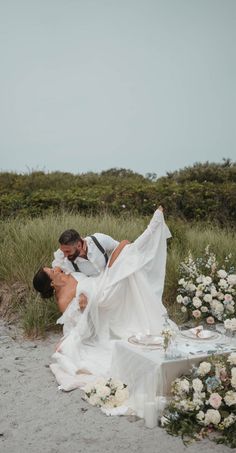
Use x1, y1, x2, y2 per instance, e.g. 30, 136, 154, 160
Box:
0, 161, 235, 223
20, 292, 60, 338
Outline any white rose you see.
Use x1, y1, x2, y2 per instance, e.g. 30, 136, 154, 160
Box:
226, 304, 235, 314
224, 318, 236, 331
178, 278, 186, 285
228, 274, 236, 286
203, 276, 212, 285
224, 390, 236, 406
217, 292, 225, 301
192, 378, 203, 393
224, 318, 232, 330
231, 368, 236, 389
96, 385, 111, 399
218, 269, 228, 279
181, 306, 187, 313
219, 279, 228, 288
115, 387, 129, 404
109, 379, 124, 390
196, 290, 203, 297
196, 276, 203, 284
201, 306, 209, 313
197, 361, 211, 376
183, 296, 190, 305
180, 379, 190, 393
186, 283, 196, 292
193, 297, 202, 308
228, 353, 236, 366
176, 295, 183, 303
211, 300, 224, 313
211, 288, 218, 297
204, 409, 221, 426
203, 294, 212, 303
196, 410, 205, 422
103, 396, 117, 408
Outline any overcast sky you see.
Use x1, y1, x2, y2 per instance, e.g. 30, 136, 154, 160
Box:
0, 0, 235, 177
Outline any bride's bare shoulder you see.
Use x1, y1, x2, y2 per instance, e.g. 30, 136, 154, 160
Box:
55, 275, 78, 312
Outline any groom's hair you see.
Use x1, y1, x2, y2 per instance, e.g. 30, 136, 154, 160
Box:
59, 229, 82, 245
33, 268, 54, 299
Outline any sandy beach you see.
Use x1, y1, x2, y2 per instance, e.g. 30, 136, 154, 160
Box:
0, 320, 232, 453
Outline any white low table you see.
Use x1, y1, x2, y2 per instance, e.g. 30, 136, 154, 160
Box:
110, 332, 236, 414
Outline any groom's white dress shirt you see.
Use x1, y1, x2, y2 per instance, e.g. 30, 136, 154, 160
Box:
52, 233, 119, 276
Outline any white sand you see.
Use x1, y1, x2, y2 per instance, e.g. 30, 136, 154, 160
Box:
0, 320, 231, 453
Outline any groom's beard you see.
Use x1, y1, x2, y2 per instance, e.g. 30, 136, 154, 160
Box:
67, 250, 80, 262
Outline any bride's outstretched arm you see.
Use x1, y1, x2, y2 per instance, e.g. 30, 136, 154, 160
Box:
108, 207, 166, 267
134, 206, 168, 250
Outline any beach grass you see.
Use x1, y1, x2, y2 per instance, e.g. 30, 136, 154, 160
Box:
0, 212, 235, 336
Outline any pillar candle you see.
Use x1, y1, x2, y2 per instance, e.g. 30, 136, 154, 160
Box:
144, 402, 157, 428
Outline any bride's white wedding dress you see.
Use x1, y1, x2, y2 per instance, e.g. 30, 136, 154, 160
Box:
50, 209, 172, 391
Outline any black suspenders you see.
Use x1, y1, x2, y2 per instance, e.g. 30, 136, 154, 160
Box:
71, 261, 80, 272
90, 235, 109, 264
72, 235, 108, 270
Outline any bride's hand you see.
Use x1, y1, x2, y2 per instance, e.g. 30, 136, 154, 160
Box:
79, 293, 88, 311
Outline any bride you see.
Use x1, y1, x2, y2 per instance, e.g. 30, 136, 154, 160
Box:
33, 206, 172, 390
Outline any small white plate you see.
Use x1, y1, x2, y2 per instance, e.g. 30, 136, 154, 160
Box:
128, 334, 163, 348
180, 329, 221, 341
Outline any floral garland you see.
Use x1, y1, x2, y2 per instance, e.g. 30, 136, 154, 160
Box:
83, 377, 129, 409
176, 246, 236, 325
161, 353, 236, 448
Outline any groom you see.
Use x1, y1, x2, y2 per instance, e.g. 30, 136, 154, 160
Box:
52, 228, 120, 276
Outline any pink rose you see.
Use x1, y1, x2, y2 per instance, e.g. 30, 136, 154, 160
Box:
206, 316, 215, 324
192, 310, 201, 318
220, 369, 228, 382
208, 393, 222, 409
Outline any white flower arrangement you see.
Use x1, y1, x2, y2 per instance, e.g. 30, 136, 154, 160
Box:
224, 318, 236, 332
176, 246, 236, 324
161, 353, 236, 448
83, 378, 129, 409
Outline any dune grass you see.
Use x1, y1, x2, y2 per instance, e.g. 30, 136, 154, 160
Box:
0, 212, 235, 336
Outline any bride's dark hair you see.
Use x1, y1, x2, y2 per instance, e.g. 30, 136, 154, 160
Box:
33, 268, 54, 299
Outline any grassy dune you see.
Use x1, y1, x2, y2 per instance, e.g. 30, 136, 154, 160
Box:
0, 212, 235, 336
